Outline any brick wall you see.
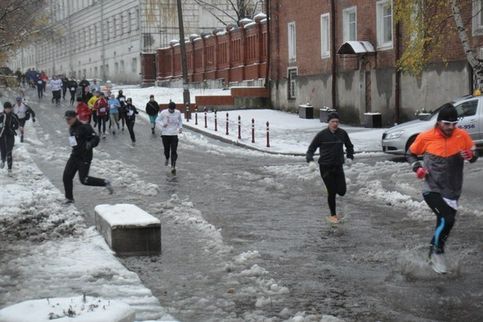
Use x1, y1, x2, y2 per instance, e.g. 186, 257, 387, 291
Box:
142, 17, 268, 86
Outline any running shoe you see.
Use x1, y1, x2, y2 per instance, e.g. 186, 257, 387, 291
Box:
326, 215, 339, 224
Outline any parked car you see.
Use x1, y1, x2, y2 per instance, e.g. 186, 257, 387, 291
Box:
382, 94, 483, 155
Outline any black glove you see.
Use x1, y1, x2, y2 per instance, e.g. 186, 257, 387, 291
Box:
32, 118, 36, 123
85, 141, 92, 150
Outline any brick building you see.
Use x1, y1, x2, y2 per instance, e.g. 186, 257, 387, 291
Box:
269, 0, 483, 125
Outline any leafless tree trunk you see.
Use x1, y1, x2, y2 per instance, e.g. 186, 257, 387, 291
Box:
451, 0, 483, 87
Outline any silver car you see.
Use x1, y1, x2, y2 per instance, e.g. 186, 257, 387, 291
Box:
382, 95, 483, 154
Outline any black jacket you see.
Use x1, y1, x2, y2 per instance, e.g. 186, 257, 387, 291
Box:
145, 100, 160, 116
125, 103, 138, 121
0, 112, 19, 137
306, 127, 354, 166
69, 120, 100, 161
68, 80, 78, 93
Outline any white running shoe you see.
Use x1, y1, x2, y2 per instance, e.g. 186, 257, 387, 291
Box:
430, 253, 447, 274
105, 180, 114, 194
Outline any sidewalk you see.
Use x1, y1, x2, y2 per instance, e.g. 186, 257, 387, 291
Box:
117, 85, 386, 155
0, 120, 176, 321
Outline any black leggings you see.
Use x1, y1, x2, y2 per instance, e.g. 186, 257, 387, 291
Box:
126, 119, 136, 142
0, 135, 15, 169
63, 156, 106, 200
97, 115, 107, 134
162, 136, 179, 166
319, 165, 347, 216
423, 192, 457, 253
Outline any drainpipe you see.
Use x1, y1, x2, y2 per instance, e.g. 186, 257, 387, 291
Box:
395, 21, 401, 124
330, 0, 336, 108
264, 0, 271, 89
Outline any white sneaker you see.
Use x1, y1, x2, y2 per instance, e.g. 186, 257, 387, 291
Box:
105, 180, 114, 194
430, 253, 447, 274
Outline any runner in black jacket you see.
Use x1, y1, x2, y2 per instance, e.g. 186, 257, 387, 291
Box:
145, 95, 160, 134
306, 112, 354, 224
62, 110, 113, 203
0, 102, 19, 174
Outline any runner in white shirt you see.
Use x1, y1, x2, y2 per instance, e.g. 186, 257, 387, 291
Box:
13, 97, 36, 142
157, 101, 183, 173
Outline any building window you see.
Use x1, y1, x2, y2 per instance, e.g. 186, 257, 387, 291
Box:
127, 11, 132, 33
343, 6, 357, 42
287, 68, 297, 99
94, 24, 98, 44
320, 13, 330, 58
288, 22, 296, 62
473, 0, 483, 35
115, 62, 119, 74
135, 8, 140, 30
132, 57, 137, 73
120, 60, 125, 73
376, 0, 393, 49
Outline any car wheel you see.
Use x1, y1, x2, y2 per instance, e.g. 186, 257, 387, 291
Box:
405, 135, 418, 155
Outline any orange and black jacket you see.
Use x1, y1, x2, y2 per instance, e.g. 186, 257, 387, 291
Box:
407, 127, 478, 200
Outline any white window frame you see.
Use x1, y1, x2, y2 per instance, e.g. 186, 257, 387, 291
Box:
376, 0, 393, 50
320, 13, 330, 59
473, 0, 483, 36
343, 6, 357, 42
287, 67, 298, 100
288, 21, 296, 62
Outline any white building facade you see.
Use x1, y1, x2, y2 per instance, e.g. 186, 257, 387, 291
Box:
9, 0, 235, 83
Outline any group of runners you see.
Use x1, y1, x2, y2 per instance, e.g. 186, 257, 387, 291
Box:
1, 86, 479, 274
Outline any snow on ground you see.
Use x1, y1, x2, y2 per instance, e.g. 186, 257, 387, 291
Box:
0, 139, 175, 320
113, 86, 385, 155
183, 109, 385, 154
114, 85, 230, 106
0, 296, 134, 322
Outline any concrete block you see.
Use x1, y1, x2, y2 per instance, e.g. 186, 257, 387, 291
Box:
95, 204, 161, 256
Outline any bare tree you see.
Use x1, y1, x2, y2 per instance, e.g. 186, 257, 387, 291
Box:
394, 0, 483, 86
193, 0, 264, 25
0, 0, 48, 64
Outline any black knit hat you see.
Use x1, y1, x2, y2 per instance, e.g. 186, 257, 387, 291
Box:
168, 101, 176, 110
64, 110, 77, 118
3, 101, 12, 109
327, 112, 340, 122
437, 104, 458, 122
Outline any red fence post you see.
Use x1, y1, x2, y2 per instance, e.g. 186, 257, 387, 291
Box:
266, 121, 270, 147
214, 110, 218, 131
226, 112, 229, 135
204, 107, 207, 128
238, 115, 241, 139
251, 118, 255, 143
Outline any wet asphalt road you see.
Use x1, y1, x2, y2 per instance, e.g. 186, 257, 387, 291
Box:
20, 91, 483, 322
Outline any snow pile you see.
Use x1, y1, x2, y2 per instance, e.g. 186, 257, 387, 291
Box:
0, 136, 175, 321
95, 204, 160, 227
0, 296, 134, 322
